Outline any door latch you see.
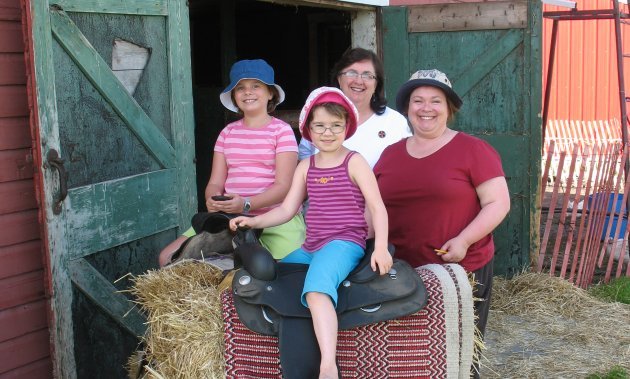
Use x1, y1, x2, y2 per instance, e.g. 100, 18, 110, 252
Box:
45, 149, 68, 215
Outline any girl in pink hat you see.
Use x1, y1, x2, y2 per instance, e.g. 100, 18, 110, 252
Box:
230, 87, 392, 379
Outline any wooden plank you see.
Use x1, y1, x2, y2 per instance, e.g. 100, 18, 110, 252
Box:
0, 299, 47, 342
549, 150, 576, 276
0, 357, 52, 379
25, 0, 75, 376
0, 210, 39, 247
49, 9, 175, 169
408, 1, 527, 33
452, 28, 523, 99
0, 149, 34, 183
538, 151, 565, 272
0, 329, 50, 375
0, 0, 21, 22
67, 258, 146, 336
0, 240, 42, 280
53, 0, 167, 16
570, 146, 599, 284
559, 151, 586, 279
0, 86, 28, 117
0, 270, 44, 309
0, 21, 23, 52
167, 0, 197, 234
0, 53, 26, 85
392, 0, 506, 4
517, 1, 544, 274
64, 169, 178, 259
0, 117, 31, 150
382, 7, 410, 105
0, 180, 38, 214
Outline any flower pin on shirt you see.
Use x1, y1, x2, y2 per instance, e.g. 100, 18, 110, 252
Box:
378, 131, 386, 138
315, 176, 334, 184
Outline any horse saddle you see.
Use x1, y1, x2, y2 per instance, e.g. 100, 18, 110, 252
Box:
168, 212, 251, 269
232, 243, 427, 333
231, 228, 428, 378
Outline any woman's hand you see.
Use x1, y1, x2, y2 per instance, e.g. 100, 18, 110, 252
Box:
437, 237, 469, 263
371, 247, 393, 275
206, 193, 244, 214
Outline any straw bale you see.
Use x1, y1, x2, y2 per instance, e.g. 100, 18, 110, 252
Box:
480, 272, 630, 378
129, 265, 628, 378
128, 261, 226, 379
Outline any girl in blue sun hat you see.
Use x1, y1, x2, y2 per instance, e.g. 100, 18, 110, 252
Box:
219, 59, 286, 113
158, 59, 305, 266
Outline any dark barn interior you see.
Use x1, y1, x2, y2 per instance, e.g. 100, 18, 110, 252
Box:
188, 0, 351, 210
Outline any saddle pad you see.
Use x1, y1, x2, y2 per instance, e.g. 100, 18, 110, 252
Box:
222, 264, 474, 379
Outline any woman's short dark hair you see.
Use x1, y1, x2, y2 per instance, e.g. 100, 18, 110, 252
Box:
330, 47, 387, 115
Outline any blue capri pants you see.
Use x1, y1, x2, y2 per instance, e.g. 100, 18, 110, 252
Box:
280, 240, 364, 308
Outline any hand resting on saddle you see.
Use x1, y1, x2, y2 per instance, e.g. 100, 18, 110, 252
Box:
232, 225, 393, 283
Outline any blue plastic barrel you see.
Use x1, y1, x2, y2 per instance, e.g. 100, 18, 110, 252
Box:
587, 193, 628, 240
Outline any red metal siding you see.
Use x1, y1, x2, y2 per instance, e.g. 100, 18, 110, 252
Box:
543, 0, 630, 122
0, 0, 52, 377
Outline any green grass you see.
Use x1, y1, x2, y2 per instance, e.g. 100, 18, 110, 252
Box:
589, 276, 630, 305
585, 278, 630, 379
585, 366, 629, 379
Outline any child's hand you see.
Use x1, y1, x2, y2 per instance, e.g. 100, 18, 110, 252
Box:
371, 247, 393, 275
229, 216, 255, 231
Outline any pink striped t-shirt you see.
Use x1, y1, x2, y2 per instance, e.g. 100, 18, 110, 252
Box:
214, 117, 298, 215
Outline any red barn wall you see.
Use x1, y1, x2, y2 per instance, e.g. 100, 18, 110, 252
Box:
543, 0, 630, 123
0, 0, 52, 377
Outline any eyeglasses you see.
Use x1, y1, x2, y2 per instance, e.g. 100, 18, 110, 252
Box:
310, 125, 346, 135
339, 70, 376, 81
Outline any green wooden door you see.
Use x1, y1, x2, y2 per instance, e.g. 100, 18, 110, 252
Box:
382, 2, 542, 276
26, 0, 195, 377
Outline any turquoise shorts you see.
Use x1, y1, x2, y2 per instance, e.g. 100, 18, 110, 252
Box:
181, 213, 305, 260
281, 240, 364, 308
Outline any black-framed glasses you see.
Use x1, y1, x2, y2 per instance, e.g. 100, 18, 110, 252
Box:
339, 70, 376, 81
310, 125, 346, 134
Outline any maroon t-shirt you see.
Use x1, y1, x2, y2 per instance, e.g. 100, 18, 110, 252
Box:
374, 133, 505, 272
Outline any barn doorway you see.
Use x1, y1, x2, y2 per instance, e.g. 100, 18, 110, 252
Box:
188, 0, 352, 210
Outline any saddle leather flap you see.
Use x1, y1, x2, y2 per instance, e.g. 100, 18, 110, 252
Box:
233, 264, 311, 319
337, 259, 422, 312
338, 260, 427, 330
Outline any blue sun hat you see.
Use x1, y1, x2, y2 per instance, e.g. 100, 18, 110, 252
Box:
219, 59, 286, 113
395, 69, 463, 114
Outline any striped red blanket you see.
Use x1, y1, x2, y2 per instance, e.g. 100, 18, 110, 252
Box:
222, 263, 474, 379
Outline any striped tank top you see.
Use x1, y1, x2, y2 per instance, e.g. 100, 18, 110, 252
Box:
303, 151, 368, 252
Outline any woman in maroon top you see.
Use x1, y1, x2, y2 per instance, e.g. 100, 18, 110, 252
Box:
373, 69, 510, 377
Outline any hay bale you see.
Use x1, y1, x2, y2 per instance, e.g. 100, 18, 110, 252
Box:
481, 272, 630, 378
129, 261, 226, 378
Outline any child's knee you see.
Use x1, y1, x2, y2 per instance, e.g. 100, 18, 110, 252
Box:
305, 291, 334, 307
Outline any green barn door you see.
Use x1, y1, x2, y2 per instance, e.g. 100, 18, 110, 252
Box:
26, 0, 195, 377
382, 2, 542, 276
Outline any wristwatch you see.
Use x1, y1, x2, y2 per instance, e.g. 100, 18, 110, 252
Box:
242, 197, 251, 214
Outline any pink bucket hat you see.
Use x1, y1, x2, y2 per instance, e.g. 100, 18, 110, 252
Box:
299, 87, 359, 142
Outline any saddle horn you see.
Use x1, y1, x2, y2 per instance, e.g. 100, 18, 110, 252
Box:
233, 226, 277, 281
